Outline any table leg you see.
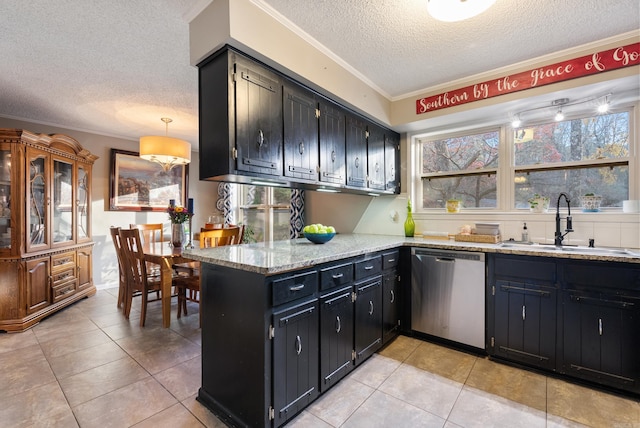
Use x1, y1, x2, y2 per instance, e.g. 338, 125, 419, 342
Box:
160, 259, 173, 328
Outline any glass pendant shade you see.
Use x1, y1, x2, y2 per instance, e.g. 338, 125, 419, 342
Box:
427, 0, 496, 22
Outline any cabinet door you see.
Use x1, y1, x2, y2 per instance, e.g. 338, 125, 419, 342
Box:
26, 147, 50, 252
76, 163, 91, 242
77, 247, 92, 290
25, 257, 50, 314
52, 155, 74, 246
385, 132, 400, 193
345, 115, 367, 188
320, 286, 354, 392
563, 291, 640, 393
354, 276, 382, 363
272, 298, 319, 426
234, 57, 283, 176
493, 280, 556, 370
318, 101, 346, 186
283, 83, 319, 182
382, 270, 399, 344
0, 143, 11, 254
366, 124, 385, 190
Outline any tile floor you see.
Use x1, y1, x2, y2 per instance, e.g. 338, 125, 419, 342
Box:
1, 288, 638, 428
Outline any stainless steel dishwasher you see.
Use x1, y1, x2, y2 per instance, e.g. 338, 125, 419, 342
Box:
411, 248, 485, 349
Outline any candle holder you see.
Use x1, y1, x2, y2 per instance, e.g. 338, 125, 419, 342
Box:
185, 215, 194, 249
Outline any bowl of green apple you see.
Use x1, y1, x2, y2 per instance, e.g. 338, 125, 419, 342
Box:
303, 224, 336, 244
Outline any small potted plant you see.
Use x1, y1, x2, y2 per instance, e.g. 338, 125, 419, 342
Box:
528, 194, 549, 213
580, 193, 602, 212
446, 199, 462, 213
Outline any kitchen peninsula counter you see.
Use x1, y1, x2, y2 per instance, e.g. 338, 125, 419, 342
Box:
183, 233, 640, 273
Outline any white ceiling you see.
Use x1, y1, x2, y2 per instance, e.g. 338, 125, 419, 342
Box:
0, 0, 638, 145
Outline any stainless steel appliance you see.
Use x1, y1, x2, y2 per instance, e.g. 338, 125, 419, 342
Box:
411, 248, 485, 349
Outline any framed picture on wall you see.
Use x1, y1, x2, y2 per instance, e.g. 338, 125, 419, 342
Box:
109, 148, 189, 211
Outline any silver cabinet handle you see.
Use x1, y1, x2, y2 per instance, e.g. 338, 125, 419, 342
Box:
332, 273, 344, 279
387, 258, 395, 263
257, 129, 265, 147
331, 150, 336, 162
299, 141, 304, 154
289, 284, 305, 291
364, 265, 374, 270
336, 315, 341, 333
522, 305, 526, 321
295, 335, 302, 355
355, 157, 360, 168
369, 301, 374, 315
598, 318, 603, 336
390, 289, 395, 303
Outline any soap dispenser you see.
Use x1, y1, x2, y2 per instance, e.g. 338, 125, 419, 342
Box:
522, 222, 529, 243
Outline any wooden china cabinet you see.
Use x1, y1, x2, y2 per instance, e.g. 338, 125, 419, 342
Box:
0, 129, 97, 332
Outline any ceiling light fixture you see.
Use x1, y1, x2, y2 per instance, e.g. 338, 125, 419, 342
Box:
139, 117, 191, 172
510, 94, 611, 128
427, 0, 496, 22
597, 95, 610, 113
511, 114, 521, 128
554, 107, 564, 122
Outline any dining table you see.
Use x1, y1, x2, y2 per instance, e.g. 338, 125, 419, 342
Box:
143, 242, 195, 328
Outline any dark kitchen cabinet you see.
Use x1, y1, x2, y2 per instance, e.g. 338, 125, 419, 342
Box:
366, 123, 385, 191
488, 254, 558, 371
560, 261, 640, 394
355, 276, 383, 362
384, 131, 400, 193
234, 55, 283, 176
272, 298, 319, 426
382, 250, 400, 344
318, 100, 347, 186
319, 286, 354, 392
345, 114, 368, 189
283, 82, 319, 182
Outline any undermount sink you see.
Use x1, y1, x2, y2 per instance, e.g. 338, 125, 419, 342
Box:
498, 242, 638, 256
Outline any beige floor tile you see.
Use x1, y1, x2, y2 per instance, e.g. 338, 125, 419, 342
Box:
547, 377, 640, 428
0, 329, 39, 354
449, 386, 547, 428
181, 394, 228, 428
307, 377, 375, 426
154, 355, 202, 401
47, 341, 128, 379
465, 357, 547, 411
0, 381, 78, 428
0, 344, 56, 399
132, 403, 205, 427
348, 353, 401, 388
378, 363, 462, 419
59, 356, 150, 407
378, 335, 423, 362
38, 327, 112, 359
343, 390, 446, 428
285, 410, 334, 427
404, 341, 477, 384
32, 315, 99, 344
72, 377, 177, 428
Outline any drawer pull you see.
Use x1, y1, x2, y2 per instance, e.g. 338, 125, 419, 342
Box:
295, 335, 302, 355
289, 284, 305, 291
387, 258, 395, 263
336, 315, 341, 333
364, 265, 374, 270
332, 273, 344, 279
369, 301, 374, 315
390, 290, 395, 303
598, 318, 603, 336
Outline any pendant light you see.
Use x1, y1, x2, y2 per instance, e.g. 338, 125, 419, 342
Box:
427, 0, 496, 22
139, 117, 191, 172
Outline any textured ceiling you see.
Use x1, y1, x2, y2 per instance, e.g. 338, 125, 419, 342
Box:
0, 0, 638, 144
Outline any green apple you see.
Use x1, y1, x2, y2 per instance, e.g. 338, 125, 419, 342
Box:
326, 226, 335, 233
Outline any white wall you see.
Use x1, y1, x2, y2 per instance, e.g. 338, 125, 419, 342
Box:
0, 117, 221, 288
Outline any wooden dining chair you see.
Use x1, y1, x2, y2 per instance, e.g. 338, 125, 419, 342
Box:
130, 223, 164, 245
109, 226, 127, 309
119, 228, 162, 326
199, 226, 242, 248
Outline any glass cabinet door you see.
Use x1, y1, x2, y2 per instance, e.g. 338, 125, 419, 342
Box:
27, 148, 49, 251
52, 156, 74, 245
0, 144, 11, 251
77, 163, 90, 242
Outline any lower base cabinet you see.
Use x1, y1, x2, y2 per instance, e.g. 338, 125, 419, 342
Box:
354, 276, 382, 362
319, 286, 354, 392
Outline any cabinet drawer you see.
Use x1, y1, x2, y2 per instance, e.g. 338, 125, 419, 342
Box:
562, 261, 640, 291
52, 267, 76, 287
493, 255, 555, 283
382, 251, 399, 270
320, 262, 353, 290
52, 280, 76, 303
272, 270, 318, 306
52, 251, 75, 272
354, 256, 382, 280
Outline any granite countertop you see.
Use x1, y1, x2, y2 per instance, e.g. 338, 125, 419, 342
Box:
182, 234, 640, 275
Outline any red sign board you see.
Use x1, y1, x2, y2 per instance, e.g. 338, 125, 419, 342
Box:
416, 43, 640, 115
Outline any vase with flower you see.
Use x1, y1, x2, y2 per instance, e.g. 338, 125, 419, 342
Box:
167, 203, 193, 247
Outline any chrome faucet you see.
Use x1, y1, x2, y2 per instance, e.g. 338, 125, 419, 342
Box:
554, 192, 574, 247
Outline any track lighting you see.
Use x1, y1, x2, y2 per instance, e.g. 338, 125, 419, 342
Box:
511, 115, 521, 128
597, 95, 610, 113
510, 94, 611, 127
554, 108, 564, 122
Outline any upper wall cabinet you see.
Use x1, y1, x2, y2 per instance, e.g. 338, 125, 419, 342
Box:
198, 46, 400, 195
283, 82, 319, 183
385, 132, 400, 193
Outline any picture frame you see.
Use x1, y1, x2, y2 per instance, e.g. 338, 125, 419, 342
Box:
109, 148, 188, 211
